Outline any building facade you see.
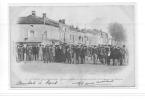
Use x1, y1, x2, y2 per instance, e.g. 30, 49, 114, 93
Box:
17, 11, 111, 46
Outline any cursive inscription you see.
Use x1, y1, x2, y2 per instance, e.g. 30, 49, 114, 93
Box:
72, 79, 114, 87
16, 79, 58, 86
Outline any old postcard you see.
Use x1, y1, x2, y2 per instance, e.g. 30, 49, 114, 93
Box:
10, 4, 135, 88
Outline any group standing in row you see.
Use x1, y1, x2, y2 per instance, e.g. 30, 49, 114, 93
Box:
16, 43, 128, 66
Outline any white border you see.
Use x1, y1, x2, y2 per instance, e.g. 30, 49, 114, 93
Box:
0, 0, 145, 98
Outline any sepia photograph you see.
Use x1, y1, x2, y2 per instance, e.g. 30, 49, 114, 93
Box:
9, 4, 135, 88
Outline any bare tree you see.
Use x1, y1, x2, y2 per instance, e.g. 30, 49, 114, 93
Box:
108, 23, 126, 42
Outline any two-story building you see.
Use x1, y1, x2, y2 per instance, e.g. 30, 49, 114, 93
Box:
16, 11, 110, 46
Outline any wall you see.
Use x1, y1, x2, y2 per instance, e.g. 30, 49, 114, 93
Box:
17, 24, 61, 42
15, 23, 109, 46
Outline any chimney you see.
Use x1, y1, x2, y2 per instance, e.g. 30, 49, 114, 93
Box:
32, 11, 36, 16
62, 19, 65, 24
43, 13, 46, 24
59, 19, 62, 23
59, 19, 65, 24
43, 13, 46, 19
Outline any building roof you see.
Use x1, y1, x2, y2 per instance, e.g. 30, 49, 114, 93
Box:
18, 15, 59, 27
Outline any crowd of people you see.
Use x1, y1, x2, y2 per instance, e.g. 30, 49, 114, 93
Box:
16, 43, 128, 66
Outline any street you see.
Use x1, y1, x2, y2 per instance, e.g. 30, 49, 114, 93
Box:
10, 59, 135, 87
11, 61, 126, 79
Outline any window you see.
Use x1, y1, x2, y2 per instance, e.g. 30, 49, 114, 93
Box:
28, 30, 35, 38
72, 35, 74, 42
86, 37, 88, 41
82, 37, 83, 42
70, 34, 71, 40
79, 36, 81, 40
43, 31, 47, 40
44, 31, 47, 36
